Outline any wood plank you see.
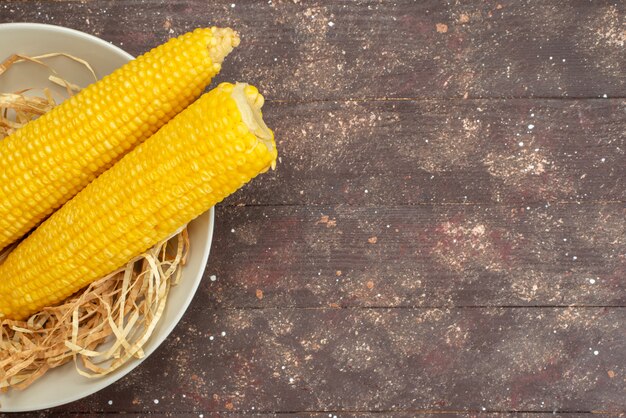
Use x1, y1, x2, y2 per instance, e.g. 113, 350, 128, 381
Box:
2, 1, 624, 100
204, 203, 625, 308
55, 308, 626, 414
24, 414, 624, 417
229, 98, 625, 205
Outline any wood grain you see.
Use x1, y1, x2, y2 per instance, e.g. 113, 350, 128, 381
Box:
205, 203, 626, 308
52, 308, 626, 414
1, 0, 624, 100
232, 99, 626, 206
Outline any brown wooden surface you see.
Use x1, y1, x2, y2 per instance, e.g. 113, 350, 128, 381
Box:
208, 204, 626, 308
2, 0, 625, 416
39, 308, 626, 414
240, 99, 626, 206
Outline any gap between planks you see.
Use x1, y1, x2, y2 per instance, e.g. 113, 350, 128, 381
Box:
220, 201, 626, 208
196, 306, 626, 311
57, 409, 626, 415
266, 97, 626, 104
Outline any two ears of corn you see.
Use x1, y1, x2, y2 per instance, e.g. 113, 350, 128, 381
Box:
0, 27, 277, 320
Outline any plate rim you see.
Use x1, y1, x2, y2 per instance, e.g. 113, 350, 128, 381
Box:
0, 21, 135, 61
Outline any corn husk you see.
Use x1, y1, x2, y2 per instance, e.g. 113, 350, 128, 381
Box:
0, 54, 190, 390
0, 231, 189, 390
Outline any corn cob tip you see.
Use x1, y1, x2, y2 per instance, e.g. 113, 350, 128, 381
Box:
229, 82, 276, 170
208, 27, 240, 66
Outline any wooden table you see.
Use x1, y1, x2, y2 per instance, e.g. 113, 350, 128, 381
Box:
4, 1, 625, 416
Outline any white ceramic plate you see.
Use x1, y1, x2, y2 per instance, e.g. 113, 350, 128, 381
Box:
0, 23, 214, 412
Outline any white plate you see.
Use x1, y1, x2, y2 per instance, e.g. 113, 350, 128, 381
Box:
0, 23, 214, 412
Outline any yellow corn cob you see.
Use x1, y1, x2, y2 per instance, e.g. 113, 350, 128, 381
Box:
0, 27, 240, 253
0, 82, 277, 320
